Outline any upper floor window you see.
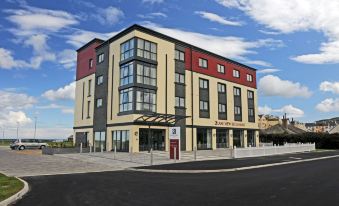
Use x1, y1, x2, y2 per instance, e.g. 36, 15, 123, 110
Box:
137, 63, 156, 86
247, 74, 253, 82
217, 83, 226, 93
218, 104, 226, 113
199, 78, 208, 89
199, 58, 208, 68
120, 62, 133, 86
234, 106, 241, 115
175, 50, 185, 61
217, 64, 225, 74
199, 101, 209, 111
120, 38, 134, 61
233, 69, 240, 78
88, 79, 92, 97
248, 108, 255, 117
89, 59, 93, 69
136, 89, 156, 112
234, 87, 241, 96
137, 39, 157, 61
98, 53, 104, 63
96, 98, 103, 108
97, 75, 103, 85
175, 97, 185, 108
247, 90, 254, 99
175, 73, 185, 84
119, 88, 133, 112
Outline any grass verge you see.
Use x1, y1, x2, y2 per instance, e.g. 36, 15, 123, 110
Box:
0, 173, 24, 202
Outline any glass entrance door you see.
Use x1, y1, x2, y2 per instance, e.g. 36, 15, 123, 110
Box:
112, 130, 130, 152
233, 130, 243, 148
139, 129, 165, 151
197, 128, 212, 150
216, 129, 229, 148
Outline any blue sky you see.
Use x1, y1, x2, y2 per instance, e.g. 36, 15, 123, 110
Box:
0, 0, 338, 138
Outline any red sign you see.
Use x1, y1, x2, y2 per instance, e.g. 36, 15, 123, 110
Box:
170, 139, 180, 160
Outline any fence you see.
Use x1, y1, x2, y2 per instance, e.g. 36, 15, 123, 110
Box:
232, 143, 316, 158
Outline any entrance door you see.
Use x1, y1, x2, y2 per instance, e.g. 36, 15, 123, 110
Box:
197, 128, 212, 150
216, 129, 229, 148
139, 129, 165, 151
233, 130, 243, 148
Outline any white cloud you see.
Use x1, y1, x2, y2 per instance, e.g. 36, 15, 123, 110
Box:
257, 68, 280, 74
0, 111, 32, 128
0, 48, 30, 69
66, 29, 115, 48
195, 11, 242, 26
142, 0, 164, 4
0, 90, 36, 111
243, 60, 271, 67
143, 22, 283, 61
316, 98, 339, 112
37, 103, 74, 114
3, 127, 73, 139
138, 12, 167, 19
5, 5, 78, 34
217, 0, 339, 64
319, 81, 339, 94
93, 6, 124, 25
259, 104, 304, 118
258, 75, 312, 98
42, 82, 75, 101
57, 49, 76, 69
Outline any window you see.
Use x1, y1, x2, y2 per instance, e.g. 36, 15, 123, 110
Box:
247, 74, 253, 82
119, 88, 133, 112
137, 39, 157, 61
89, 59, 93, 69
218, 104, 226, 113
94, 131, 106, 151
199, 58, 208, 68
247, 90, 254, 99
112, 130, 130, 152
199, 78, 208, 89
120, 38, 134, 61
98, 53, 104, 63
233, 69, 240, 78
175, 97, 185, 108
234, 106, 241, 115
96, 98, 102, 108
234, 87, 241, 96
200, 101, 209, 111
175, 73, 185, 84
88, 79, 91, 96
217, 83, 226, 93
175, 50, 185, 61
217, 64, 225, 74
120, 62, 133, 86
136, 89, 156, 112
248, 108, 254, 117
97, 75, 103, 85
137, 63, 156, 86
87, 101, 90, 118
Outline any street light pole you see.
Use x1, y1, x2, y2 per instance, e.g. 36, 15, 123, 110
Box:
17, 122, 20, 140
34, 116, 37, 139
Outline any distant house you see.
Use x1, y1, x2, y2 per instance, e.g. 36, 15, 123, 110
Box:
258, 115, 281, 130
260, 115, 306, 135
329, 125, 339, 134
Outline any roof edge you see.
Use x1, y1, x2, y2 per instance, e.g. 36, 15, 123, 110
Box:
76, 38, 105, 52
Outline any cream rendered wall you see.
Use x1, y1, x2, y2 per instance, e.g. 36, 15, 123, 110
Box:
74, 74, 95, 127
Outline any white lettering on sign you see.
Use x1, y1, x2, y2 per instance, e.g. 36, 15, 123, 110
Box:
169, 127, 180, 140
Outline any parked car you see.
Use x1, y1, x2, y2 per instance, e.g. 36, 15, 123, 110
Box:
10, 139, 48, 150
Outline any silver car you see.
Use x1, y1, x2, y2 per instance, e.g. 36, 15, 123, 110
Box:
10, 139, 48, 150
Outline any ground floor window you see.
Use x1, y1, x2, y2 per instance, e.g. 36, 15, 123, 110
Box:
197, 128, 212, 150
139, 129, 165, 151
247, 130, 256, 147
233, 129, 243, 148
94, 131, 106, 151
216, 129, 229, 148
75, 132, 88, 147
112, 130, 130, 152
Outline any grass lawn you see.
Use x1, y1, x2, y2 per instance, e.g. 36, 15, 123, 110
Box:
0, 173, 24, 202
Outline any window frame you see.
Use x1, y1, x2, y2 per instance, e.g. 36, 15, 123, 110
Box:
199, 78, 209, 89
218, 103, 226, 113
119, 88, 133, 112
247, 74, 253, 82
120, 38, 134, 61
175, 50, 185, 61
233, 87, 241, 96
198, 58, 208, 69
199, 100, 209, 111
97, 75, 104, 85
233, 69, 240, 78
97, 53, 104, 64
136, 88, 156, 112
137, 38, 157, 61
89, 59, 93, 69
217, 83, 226, 93
96, 98, 103, 108
120, 62, 134, 86
217, 64, 225, 74
175, 96, 185, 108
175, 73, 185, 84
136, 63, 157, 86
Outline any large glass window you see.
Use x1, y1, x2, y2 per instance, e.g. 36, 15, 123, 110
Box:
112, 130, 130, 152
137, 39, 157, 61
175, 97, 185, 108
247, 130, 256, 147
137, 63, 156, 86
136, 89, 156, 112
119, 88, 133, 112
234, 87, 241, 96
217, 83, 226, 93
233, 130, 243, 148
175, 73, 185, 84
200, 101, 209, 111
199, 78, 208, 89
175, 50, 185, 61
216, 129, 229, 148
197, 128, 212, 150
94, 131, 106, 151
120, 62, 134, 86
120, 38, 134, 61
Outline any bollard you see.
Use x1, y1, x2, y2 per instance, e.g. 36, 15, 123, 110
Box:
89, 145, 92, 153
130, 147, 133, 162
80, 143, 83, 153
150, 148, 153, 165
175, 147, 177, 161
194, 146, 197, 161
101, 143, 103, 153
114, 145, 116, 160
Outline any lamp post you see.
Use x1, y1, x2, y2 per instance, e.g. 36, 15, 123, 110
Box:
34, 116, 37, 139
16, 122, 20, 140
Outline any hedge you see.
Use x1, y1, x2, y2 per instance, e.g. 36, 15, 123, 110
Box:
260, 132, 339, 149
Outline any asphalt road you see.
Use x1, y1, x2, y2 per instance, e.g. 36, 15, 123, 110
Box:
15, 154, 339, 206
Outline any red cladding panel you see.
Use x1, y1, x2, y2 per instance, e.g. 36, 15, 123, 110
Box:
76, 42, 102, 80
185, 48, 257, 89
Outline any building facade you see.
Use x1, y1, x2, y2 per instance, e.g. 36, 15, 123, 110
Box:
73, 25, 259, 153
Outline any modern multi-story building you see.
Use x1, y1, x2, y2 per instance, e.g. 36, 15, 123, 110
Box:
73, 24, 259, 153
